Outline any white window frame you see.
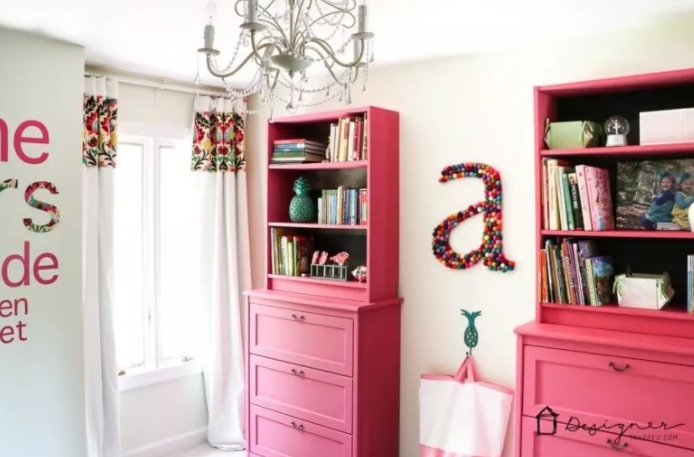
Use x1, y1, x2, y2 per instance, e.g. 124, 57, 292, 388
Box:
116, 123, 201, 392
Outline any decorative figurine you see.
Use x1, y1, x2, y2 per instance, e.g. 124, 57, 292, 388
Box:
289, 176, 315, 222
330, 251, 350, 266
352, 265, 367, 282
298, 244, 312, 276
318, 251, 328, 265
461, 309, 482, 357
604, 115, 629, 147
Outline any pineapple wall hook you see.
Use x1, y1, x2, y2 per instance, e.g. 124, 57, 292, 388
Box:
461, 309, 481, 357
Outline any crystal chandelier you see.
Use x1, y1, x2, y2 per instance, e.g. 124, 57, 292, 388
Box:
196, 0, 374, 114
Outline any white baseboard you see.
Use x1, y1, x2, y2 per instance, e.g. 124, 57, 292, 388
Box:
124, 427, 208, 457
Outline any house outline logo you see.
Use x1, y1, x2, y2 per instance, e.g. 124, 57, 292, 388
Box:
535, 406, 559, 435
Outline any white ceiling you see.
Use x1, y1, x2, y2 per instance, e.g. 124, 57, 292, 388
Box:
1, 0, 694, 87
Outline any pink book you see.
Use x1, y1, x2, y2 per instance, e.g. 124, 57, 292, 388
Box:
575, 165, 593, 231
585, 166, 615, 231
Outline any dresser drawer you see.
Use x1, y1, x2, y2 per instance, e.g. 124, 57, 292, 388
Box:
249, 355, 353, 433
523, 346, 694, 450
249, 303, 354, 376
521, 416, 692, 456
249, 404, 352, 457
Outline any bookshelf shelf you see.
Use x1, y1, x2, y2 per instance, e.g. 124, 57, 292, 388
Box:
541, 142, 694, 158
540, 229, 694, 239
269, 160, 368, 170
268, 222, 368, 230
267, 273, 368, 289
540, 302, 694, 320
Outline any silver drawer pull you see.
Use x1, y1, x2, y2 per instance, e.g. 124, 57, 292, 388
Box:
607, 438, 627, 450
291, 314, 305, 321
291, 368, 305, 376
291, 421, 304, 431
608, 362, 630, 372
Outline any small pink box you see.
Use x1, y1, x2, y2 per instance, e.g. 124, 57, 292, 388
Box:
639, 107, 694, 145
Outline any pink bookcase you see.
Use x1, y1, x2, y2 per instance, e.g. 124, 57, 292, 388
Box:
246, 106, 403, 457
265, 106, 399, 302
515, 68, 694, 457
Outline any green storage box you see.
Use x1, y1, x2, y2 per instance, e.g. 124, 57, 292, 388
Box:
544, 119, 603, 149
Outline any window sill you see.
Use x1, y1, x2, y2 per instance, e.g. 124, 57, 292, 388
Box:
118, 360, 203, 392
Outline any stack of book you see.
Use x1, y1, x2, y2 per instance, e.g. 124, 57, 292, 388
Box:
539, 238, 614, 306
326, 115, 368, 162
542, 159, 615, 231
270, 229, 314, 276
271, 139, 326, 164
317, 186, 368, 225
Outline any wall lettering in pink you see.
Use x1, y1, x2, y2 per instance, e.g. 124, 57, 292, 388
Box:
1, 241, 59, 288
0, 118, 50, 165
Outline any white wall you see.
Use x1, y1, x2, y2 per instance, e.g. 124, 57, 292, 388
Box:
115, 82, 209, 455
246, 13, 694, 457
0, 27, 86, 457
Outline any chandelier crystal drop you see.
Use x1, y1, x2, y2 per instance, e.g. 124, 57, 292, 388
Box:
197, 0, 374, 114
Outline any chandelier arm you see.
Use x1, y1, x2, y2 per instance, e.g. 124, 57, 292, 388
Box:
265, 67, 281, 91
255, 32, 287, 53
306, 9, 355, 30
250, 31, 285, 67
291, 0, 309, 49
310, 3, 350, 28
350, 65, 360, 83
206, 51, 257, 78
256, 4, 290, 45
205, 35, 275, 79
323, 64, 344, 85
315, 0, 356, 15
301, 45, 345, 85
256, 23, 290, 50
304, 37, 365, 68
234, 0, 245, 16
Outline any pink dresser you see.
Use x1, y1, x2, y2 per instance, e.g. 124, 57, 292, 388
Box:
515, 322, 694, 456
245, 290, 402, 457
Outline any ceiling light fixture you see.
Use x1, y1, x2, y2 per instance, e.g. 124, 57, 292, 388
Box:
196, 0, 374, 114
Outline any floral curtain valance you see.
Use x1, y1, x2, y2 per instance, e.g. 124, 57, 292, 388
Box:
83, 76, 118, 168
191, 97, 246, 173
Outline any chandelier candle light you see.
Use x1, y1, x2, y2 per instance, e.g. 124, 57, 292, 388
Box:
197, 0, 375, 113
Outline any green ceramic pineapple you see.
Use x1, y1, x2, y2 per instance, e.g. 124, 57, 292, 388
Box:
461, 309, 482, 356
289, 176, 315, 222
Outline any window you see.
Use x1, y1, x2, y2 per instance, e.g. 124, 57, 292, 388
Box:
113, 126, 202, 390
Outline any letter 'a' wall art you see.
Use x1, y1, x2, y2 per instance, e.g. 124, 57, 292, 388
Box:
432, 163, 516, 273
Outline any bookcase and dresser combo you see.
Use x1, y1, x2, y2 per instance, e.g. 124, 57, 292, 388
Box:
516, 68, 694, 457
244, 106, 402, 457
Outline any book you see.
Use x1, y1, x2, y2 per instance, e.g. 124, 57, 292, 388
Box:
326, 115, 368, 162
540, 238, 612, 306
542, 160, 614, 231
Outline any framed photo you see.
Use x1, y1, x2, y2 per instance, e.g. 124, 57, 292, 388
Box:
616, 159, 694, 231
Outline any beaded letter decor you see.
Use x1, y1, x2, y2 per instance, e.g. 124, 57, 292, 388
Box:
432, 163, 516, 272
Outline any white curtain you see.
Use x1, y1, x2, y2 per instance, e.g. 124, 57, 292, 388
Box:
82, 76, 121, 457
192, 96, 251, 450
